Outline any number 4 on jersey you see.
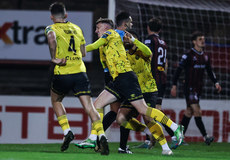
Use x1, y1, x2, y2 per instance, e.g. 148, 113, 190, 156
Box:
68, 35, 76, 54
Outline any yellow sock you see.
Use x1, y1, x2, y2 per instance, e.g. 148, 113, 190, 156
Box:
57, 115, 70, 131
146, 107, 173, 127
147, 121, 167, 146
121, 118, 147, 132
91, 123, 98, 135
92, 120, 105, 136
96, 108, 104, 122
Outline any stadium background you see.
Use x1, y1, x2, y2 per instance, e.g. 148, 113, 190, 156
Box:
0, 0, 229, 144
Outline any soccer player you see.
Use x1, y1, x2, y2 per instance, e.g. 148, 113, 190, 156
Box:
45, 2, 109, 155
76, 12, 133, 154
85, 17, 184, 149
170, 31, 222, 146
115, 29, 173, 155
144, 17, 176, 148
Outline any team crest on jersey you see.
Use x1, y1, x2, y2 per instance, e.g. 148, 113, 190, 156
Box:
193, 56, 197, 61
158, 39, 165, 45
182, 54, 187, 59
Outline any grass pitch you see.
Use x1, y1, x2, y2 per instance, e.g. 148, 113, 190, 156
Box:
0, 142, 230, 160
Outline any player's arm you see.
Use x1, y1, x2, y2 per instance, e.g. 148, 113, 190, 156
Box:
125, 32, 152, 57
171, 54, 187, 96
86, 38, 106, 52
80, 44, 86, 57
46, 30, 66, 66
133, 39, 152, 57
164, 59, 168, 75
144, 38, 154, 59
205, 59, 222, 93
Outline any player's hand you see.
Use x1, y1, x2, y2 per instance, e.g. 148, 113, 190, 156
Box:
125, 31, 135, 42
171, 85, 177, 97
215, 83, 221, 93
124, 32, 133, 44
52, 58, 66, 66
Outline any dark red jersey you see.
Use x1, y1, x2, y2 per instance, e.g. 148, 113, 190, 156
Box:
173, 48, 218, 95
145, 34, 167, 85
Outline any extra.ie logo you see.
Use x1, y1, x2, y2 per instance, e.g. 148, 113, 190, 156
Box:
0, 21, 47, 45
0, 22, 13, 44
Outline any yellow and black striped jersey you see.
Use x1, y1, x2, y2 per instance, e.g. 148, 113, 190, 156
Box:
127, 48, 158, 93
45, 21, 86, 75
87, 29, 132, 79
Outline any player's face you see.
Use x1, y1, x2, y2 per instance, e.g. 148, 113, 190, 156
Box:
193, 36, 205, 49
125, 16, 133, 29
95, 23, 108, 38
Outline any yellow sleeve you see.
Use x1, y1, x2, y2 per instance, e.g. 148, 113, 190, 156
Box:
133, 39, 152, 57
86, 38, 107, 52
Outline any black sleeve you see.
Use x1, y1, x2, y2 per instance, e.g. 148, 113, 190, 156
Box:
172, 54, 188, 85
172, 67, 183, 85
144, 38, 154, 52
205, 58, 218, 84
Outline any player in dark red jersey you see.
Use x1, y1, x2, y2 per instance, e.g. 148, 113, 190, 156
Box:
171, 31, 222, 146
134, 17, 175, 149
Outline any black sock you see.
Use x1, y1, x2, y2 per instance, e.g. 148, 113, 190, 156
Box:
145, 134, 150, 141
163, 124, 174, 137
102, 111, 117, 131
120, 126, 130, 150
180, 115, 191, 135
194, 117, 207, 137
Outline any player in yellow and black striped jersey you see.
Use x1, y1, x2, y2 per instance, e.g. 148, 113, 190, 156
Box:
45, 2, 109, 155
89, 29, 133, 80
45, 20, 86, 75
86, 18, 184, 153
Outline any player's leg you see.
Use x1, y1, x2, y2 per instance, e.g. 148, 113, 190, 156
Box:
114, 72, 183, 145
116, 107, 134, 154
74, 72, 111, 155
76, 83, 119, 150
130, 99, 184, 145
145, 118, 173, 155
116, 107, 172, 155
76, 102, 120, 149
156, 83, 175, 141
142, 92, 172, 154
192, 103, 214, 145
50, 75, 75, 152
51, 90, 75, 152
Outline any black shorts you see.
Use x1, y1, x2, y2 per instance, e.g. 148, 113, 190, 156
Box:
51, 72, 91, 97
185, 90, 200, 106
156, 83, 166, 105
120, 92, 158, 109
104, 71, 113, 86
105, 71, 143, 102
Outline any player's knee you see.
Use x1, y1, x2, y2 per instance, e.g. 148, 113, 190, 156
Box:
193, 110, 202, 117
116, 115, 126, 125
185, 108, 193, 117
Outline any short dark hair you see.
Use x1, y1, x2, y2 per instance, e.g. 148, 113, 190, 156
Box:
96, 18, 114, 28
148, 17, 162, 32
115, 11, 130, 27
49, 2, 66, 18
191, 31, 204, 41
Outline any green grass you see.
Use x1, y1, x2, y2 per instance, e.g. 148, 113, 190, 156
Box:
0, 142, 230, 160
